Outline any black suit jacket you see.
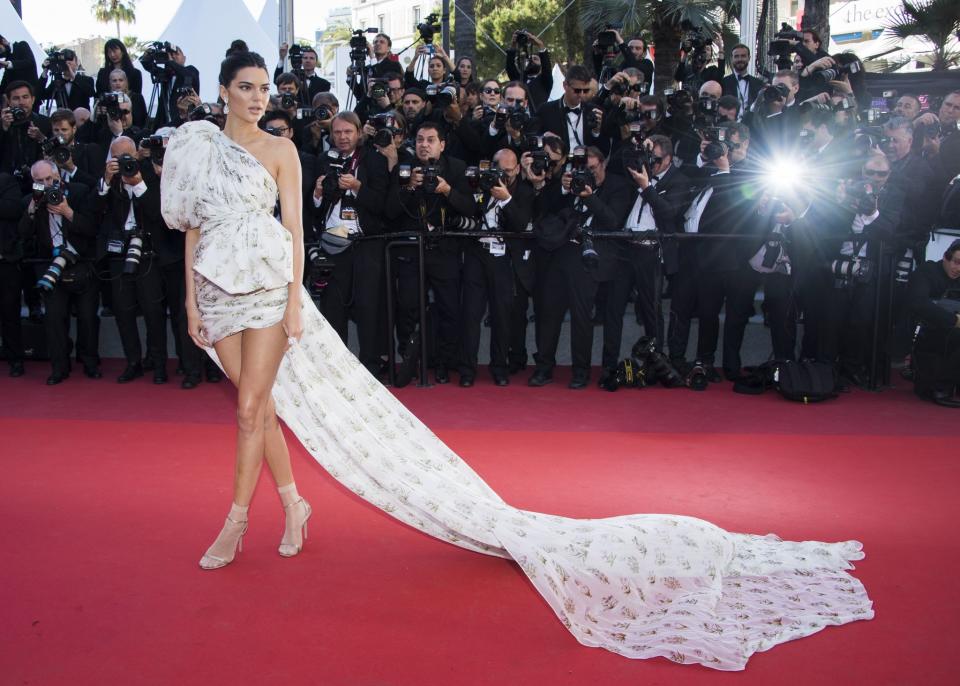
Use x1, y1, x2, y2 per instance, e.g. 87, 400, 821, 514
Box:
557, 172, 633, 282
62, 141, 106, 189
93, 169, 164, 260
627, 165, 691, 275
0, 41, 38, 93
536, 98, 609, 155
138, 164, 184, 267
721, 73, 764, 111
18, 181, 97, 259
477, 177, 537, 291
40, 74, 95, 110
0, 172, 23, 261
273, 66, 331, 106
686, 171, 753, 272
312, 146, 389, 243
158, 64, 200, 127
0, 113, 52, 187
506, 49, 553, 111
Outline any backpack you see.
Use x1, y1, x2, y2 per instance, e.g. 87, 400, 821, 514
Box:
776, 360, 838, 403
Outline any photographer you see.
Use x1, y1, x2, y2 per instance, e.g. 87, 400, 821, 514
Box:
0, 171, 24, 376
908, 240, 960, 407
94, 39, 142, 99
106, 68, 147, 128
385, 121, 478, 384
310, 113, 390, 376
600, 135, 688, 386
276, 44, 330, 107
748, 71, 802, 159
721, 45, 764, 115
298, 92, 340, 156
44, 108, 104, 190
505, 30, 553, 112
529, 146, 632, 389
0, 34, 38, 94
354, 74, 404, 126
362, 33, 403, 83
263, 110, 317, 236
151, 44, 200, 128
18, 159, 99, 384
914, 91, 960, 195
94, 136, 166, 383
459, 149, 535, 387
592, 31, 653, 95
818, 153, 905, 387
481, 81, 537, 160
92, 92, 142, 151
405, 46, 453, 91
1, 81, 52, 191
536, 65, 608, 156
674, 28, 724, 94
38, 49, 95, 111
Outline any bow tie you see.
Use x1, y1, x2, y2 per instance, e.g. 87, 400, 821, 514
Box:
563, 106, 581, 116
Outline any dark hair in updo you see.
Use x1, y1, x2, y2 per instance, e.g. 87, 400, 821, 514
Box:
219, 50, 268, 88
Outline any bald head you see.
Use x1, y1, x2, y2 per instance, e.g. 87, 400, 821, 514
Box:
30, 160, 60, 186
73, 107, 91, 127
699, 81, 722, 100
109, 136, 137, 157
494, 148, 518, 168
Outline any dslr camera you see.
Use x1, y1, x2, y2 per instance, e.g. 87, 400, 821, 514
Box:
141, 135, 167, 163
280, 92, 297, 110
321, 150, 349, 201
370, 112, 400, 147
425, 82, 458, 108
41, 135, 72, 166
116, 153, 140, 178
32, 179, 67, 207
417, 13, 441, 43
100, 92, 123, 121
478, 164, 507, 192
419, 160, 441, 194
568, 148, 595, 195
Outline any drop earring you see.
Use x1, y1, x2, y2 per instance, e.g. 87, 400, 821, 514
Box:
223, 100, 230, 114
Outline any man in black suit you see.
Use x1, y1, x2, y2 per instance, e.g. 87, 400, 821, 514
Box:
528, 146, 632, 389
19, 159, 99, 384
354, 33, 403, 96
0, 81, 51, 190
748, 70, 803, 160
38, 49, 95, 111
721, 44, 764, 117
601, 135, 688, 385
0, 171, 25, 376
155, 46, 199, 127
276, 44, 330, 107
94, 136, 166, 384
92, 93, 143, 152
536, 65, 609, 156
0, 35, 38, 93
505, 30, 553, 112
310, 112, 391, 376
459, 148, 535, 387
385, 121, 478, 384
46, 108, 104, 188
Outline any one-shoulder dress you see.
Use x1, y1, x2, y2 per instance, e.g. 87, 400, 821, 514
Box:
160, 121, 873, 671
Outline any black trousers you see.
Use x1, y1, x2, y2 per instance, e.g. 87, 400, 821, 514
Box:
762, 272, 798, 361
667, 263, 697, 363
818, 280, 878, 374
108, 257, 166, 366
41, 275, 99, 375
0, 261, 23, 363
459, 243, 514, 377
535, 242, 599, 375
602, 244, 661, 370
913, 327, 960, 394
160, 261, 204, 376
797, 270, 827, 360
509, 275, 532, 369
318, 240, 386, 373
696, 268, 757, 371
394, 247, 461, 369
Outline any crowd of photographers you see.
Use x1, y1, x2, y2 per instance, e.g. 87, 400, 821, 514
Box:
0, 22, 958, 405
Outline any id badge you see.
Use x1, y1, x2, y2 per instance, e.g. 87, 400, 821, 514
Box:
488, 240, 506, 257
340, 207, 357, 221
107, 239, 124, 254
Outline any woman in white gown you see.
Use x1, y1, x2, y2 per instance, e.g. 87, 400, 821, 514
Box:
161, 52, 874, 671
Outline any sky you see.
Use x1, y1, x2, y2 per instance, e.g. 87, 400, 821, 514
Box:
20, 0, 336, 47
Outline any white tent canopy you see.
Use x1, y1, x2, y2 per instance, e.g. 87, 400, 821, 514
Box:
0, 2, 47, 77
258, 0, 280, 47
156, 0, 278, 101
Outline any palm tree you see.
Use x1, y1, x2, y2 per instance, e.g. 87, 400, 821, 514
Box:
581, 0, 738, 92
91, 0, 137, 39
884, 0, 960, 71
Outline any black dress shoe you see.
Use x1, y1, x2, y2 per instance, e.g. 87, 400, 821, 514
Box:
928, 389, 960, 408
205, 366, 223, 383
459, 374, 475, 388
153, 369, 168, 384
434, 366, 449, 384
703, 365, 722, 383
527, 369, 553, 387
46, 371, 69, 385
492, 373, 510, 387
568, 372, 589, 390
181, 374, 201, 389
83, 366, 102, 379
597, 368, 614, 388
117, 364, 143, 384
723, 367, 744, 382
9, 361, 24, 377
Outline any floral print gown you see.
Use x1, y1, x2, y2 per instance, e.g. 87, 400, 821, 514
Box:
160, 121, 874, 670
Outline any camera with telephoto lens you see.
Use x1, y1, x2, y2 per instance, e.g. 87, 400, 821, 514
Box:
632, 336, 684, 388
524, 135, 550, 175
494, 103, 509, 128
123, 230, 144, 275
568, 148, 595, 195
680, 21, 710, 54
583, 105, 602, 132
116, 153, 139, 178
369, 79, 389, 100
187, 103, 213, 121
479, 165, 507, 192
370, 112, 399, 147
508, 105, 530, 131
141, 135, 166, 163
685, 361, 709, 391
32, 179, 66, 207
36, 245, 79, 292
419, 161, 441, 194
814, 60, 861, 83
445, 214, 482, 231
701, 126, 727, 162
831, 255, 874, 285
280, 92, 297, 110
321, 150, 348, 200
425, 83, 458, 108
663, 88, 693, 116
307, 244, 335, 296
41, 135, 71, 165
578, 224, 599, 269
622, 142, 658, 175
844, 177, 879, 215
761, 83, 790, 104
417, 13, 441, 43
140, 41, 174, 81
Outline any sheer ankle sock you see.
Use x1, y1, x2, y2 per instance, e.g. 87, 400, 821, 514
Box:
199, 503, 249, 570
277, 483, 312, 557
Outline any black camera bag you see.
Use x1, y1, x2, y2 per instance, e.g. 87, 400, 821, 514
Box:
776, 360, 838, 403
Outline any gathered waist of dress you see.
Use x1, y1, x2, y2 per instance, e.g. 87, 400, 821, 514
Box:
194, 210, 293, 295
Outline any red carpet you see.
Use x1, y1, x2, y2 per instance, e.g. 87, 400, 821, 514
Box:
1, 362, 956, 685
